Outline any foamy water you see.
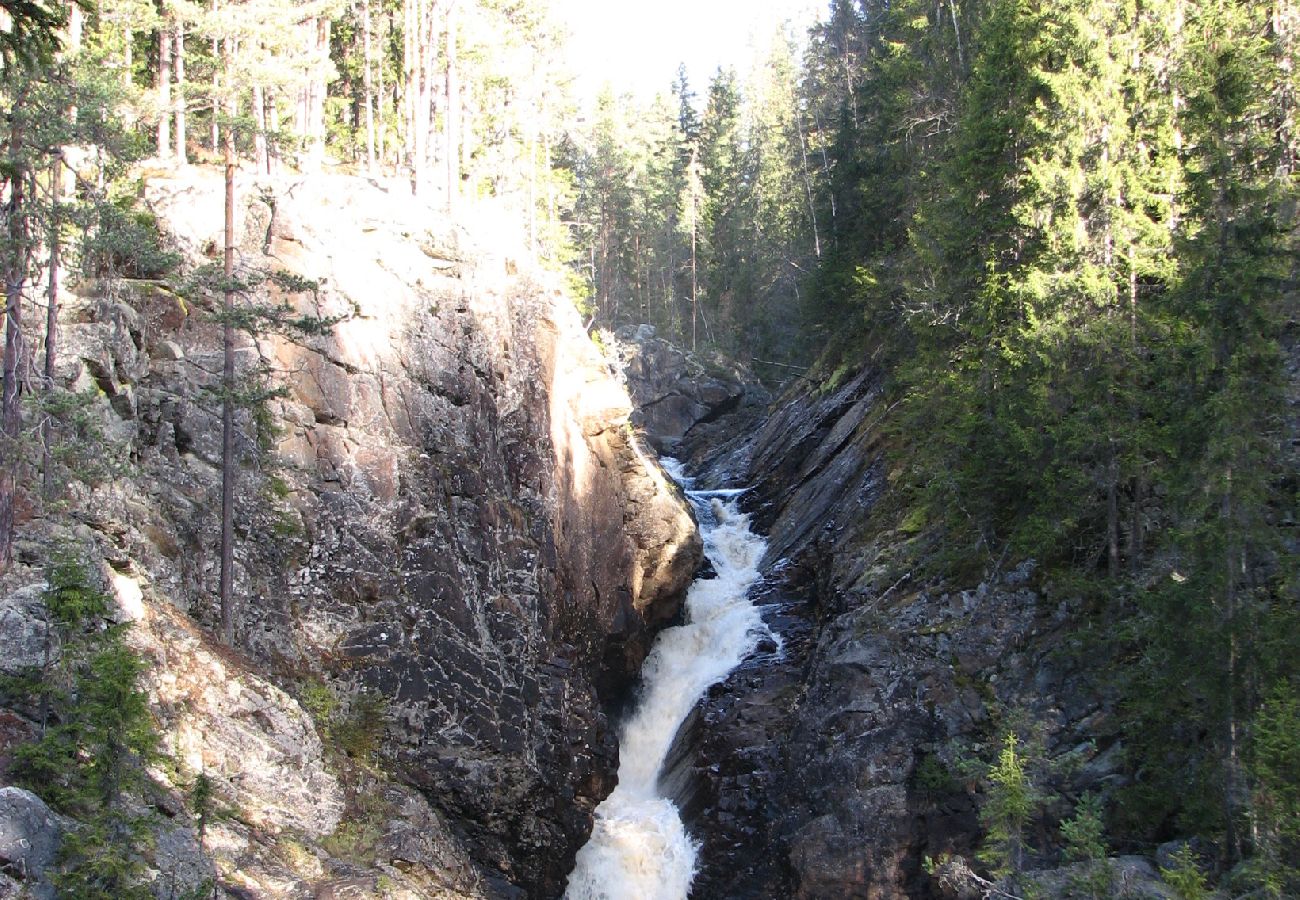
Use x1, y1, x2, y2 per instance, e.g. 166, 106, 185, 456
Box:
565, 460, 770, 900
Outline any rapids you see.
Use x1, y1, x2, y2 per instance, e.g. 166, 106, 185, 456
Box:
565, 459, 772, 900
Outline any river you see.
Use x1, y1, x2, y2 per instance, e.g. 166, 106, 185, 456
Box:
565, 459, 773, 899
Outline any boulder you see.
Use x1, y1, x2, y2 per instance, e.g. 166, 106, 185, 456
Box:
0, 787, 62, 895
0, 584, 48, 677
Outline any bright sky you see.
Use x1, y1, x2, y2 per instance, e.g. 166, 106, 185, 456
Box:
553, 0, 826, 105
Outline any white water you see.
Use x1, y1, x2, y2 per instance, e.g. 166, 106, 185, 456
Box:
565, 459, 771, 900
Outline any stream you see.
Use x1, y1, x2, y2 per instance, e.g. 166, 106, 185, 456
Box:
564, 459, 775, 899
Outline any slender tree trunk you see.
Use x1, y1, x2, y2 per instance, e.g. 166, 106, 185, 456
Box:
253, 84, 268, 174
403, 0, 414, 180
68, 3, 84, 51
1274, 1, 1297, 175
1127, 247, 1142, 572
691, 221, 702, 351
219, 71, 237, 644
445, 0, 459, 213
1221, 463, 1244, 863
175, 22, 188, 165
412, 0, 427, 195
1107, 441, 1120, 578
810, 106, 835, 222
42, 157, 61, 500
526, 124, 536, 258
268, 94, 280, 174
123, 26, 133, 89
948, 0, 964, 69
363, 0, 376, 173
0, 102, 29, 573
544, 128, 555, 223
310, 17, 330, 170
795, 116, 821, 258
377, 30, 387, 169
412, 0, 436, 197
158, 15, 173, 159
38, 605, 52, 732
211, 0, 220, 156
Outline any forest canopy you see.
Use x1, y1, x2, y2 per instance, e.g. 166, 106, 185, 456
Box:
1, 0, 1296, 894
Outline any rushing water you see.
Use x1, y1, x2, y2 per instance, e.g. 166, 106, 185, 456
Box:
565, 459, 772, 900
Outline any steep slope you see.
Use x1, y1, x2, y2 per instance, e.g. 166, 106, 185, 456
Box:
640, 364, 1133, 898
0, 171, 700, 898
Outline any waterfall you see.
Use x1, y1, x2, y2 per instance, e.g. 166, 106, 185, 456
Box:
565, 459, 771, 900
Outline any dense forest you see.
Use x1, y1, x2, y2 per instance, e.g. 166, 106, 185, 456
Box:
2, 0, 1297, 896
568, 0, 1296, 893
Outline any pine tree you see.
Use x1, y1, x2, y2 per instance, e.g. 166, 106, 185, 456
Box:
698, 67, 749, 351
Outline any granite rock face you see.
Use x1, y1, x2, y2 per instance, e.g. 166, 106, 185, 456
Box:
2, 171, 700, 897
612, 326, 765, 452
0, 787, 62, 899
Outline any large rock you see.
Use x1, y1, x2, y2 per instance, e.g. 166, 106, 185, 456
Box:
0, 584, 48, 677
614, 327, 763, 451
0, 787, 62, 897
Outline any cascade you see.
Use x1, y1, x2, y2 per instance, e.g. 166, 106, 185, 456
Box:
565, 459, 774, 900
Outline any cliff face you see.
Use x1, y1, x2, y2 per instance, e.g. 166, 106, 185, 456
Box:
0, 171, 700, 898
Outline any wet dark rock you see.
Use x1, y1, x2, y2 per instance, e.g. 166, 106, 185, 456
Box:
613, 326, 767, 452
625, 357, 1132, 898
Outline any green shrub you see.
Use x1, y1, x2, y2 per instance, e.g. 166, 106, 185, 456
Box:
8, 552, 160, 897
1248, 683, 1300, 896
1160, 845, 1209, 900
914, 753, 960, 799
334, 691, 388, 765
977, 732, 1040, 878
1062, 793, 1112, 897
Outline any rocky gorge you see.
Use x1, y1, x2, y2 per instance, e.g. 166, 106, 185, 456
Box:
0, 166, 1256, 900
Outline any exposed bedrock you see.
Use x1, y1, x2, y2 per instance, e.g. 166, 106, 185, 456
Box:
612, 325, 768, 453
1, 172, 701, 898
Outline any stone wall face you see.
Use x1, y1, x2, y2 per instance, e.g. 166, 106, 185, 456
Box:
2, 172, 699, 897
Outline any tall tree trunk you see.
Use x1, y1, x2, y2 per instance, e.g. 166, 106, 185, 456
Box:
210, 0, 220, 156
0, 101, 29, 573
1107, 441, 1120, 578
363, 0, 376, 173
1274, 0, 1297, 175
411, 0, 435, 197
444, 0, 459, 213
268, 94, 280, 174
1127, 246, 1143, 572
1221, 463, 1245, 863
68, 3, 84, 51
219, 67, 237, 644
42, 157, 61, 500
526, 124, 536, 258
253, 84, 268, 174
157, 13, 173, 159
377, 26, 387, 169
403, 0, 413, 177
123, 26, 133, 89
309, 17, 330, 170
691, 219, 698, 351
175, 21, 188, 165
795, 115, 821, 258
